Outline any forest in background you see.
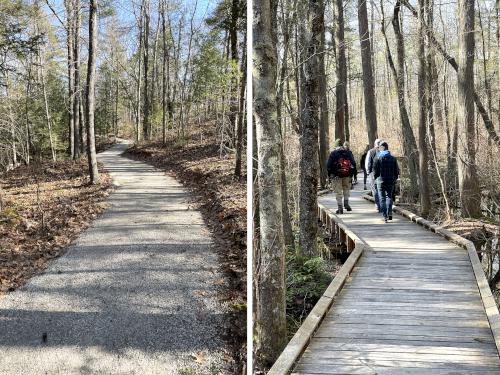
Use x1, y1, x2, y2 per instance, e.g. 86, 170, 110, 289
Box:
254, 0, 499, 371
0, 0, 246, 177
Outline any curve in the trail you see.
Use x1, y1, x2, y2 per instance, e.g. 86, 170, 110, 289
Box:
0, 142, 228, 374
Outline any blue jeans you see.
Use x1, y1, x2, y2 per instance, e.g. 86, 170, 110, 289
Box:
376, 182, 394, 218
370, 174, 380, 210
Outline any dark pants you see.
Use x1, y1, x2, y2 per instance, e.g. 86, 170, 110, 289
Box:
362, 169, 367, 187
376, 182, 394, 218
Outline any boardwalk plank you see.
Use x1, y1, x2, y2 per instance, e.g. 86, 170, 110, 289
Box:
289, 189, 500, 374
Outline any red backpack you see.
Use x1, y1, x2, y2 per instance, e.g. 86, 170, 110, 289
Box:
337, 157, 353, 177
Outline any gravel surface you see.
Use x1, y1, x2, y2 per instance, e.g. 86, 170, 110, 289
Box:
0, 142, 231, 374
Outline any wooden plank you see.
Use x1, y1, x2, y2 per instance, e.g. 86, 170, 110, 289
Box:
327, 309, 487, 319
305, 337, 497, 349
297, 357, 500, 370
335, 301, 485, 311
317, 323, 494, 338
293, 363, 500, 375
306, 340, 499, 355
345, 280, 479, 293
300, 350, 500, 365
323, 316, 491, 329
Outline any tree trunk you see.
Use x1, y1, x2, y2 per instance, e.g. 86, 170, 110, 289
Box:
161, 0, 169, 145
334, 0, 347, 143
142, 0, 150, 140
73, 0, 81, 158
65, 0, 75, 158
86, 0, 99, 184
136, 1, 143, 142
229, 0, 239, 147
298, 0, 322, 256
417, 0, 431, 217
40, 51, 56, 162
254, 0, 287, 367
234, 31, 246, 177
318, 16, 329, 188
358, 0, 378, 145
457, 0, 481, 217
382, 0, 420, 201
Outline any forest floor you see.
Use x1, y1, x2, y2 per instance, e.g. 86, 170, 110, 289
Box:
125, 123, 247, 372
0, 159, 113, 295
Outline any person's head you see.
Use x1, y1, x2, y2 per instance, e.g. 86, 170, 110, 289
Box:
379, 141, 389, 151
334, 139, 342, 148
374, 138, 381, 148
343, 141, 350, 150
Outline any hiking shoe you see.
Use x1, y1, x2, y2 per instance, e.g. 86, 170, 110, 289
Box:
388, 215, 393, 221
382, 217, 388, 223
344, 202, 352, 211
364, 185, 367, 190
336, 206, 344, 214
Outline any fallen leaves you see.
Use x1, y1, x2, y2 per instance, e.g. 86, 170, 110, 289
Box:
191, 351, 208, 364
0, 158, 113, 296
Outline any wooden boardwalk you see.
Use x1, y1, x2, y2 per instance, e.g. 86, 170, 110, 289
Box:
291, 186, 500, 374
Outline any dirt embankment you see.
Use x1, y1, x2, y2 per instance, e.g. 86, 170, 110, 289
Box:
0, 159, 113, 295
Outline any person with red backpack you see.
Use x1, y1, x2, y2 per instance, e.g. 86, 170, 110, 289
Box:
327, 139, 357, 214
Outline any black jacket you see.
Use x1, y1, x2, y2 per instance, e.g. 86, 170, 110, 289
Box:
327, 148, 357, 177
373, 151, 399, 184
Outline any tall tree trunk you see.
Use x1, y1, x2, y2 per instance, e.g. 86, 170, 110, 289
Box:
65, 0, 75, 158
457, 0, 481, 217
254, 0, 287, 367
142, 0, 150, 140
136, 1, 143, 142
161, 0, 169, 145
382, 0, 420, 201
39, 51, 56, 162
358, 0, 378, 145
334, 0, 347, 143
86, 0, 99, 184
318, 17, 329, 188
73, 0, 81, 158
229, 0, 240, 147
298, 0, 322, 256
417, 0, 431, 217
234, 31, 246, 177
276, 0, 296, 251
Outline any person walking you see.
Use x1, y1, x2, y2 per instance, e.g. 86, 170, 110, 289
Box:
360, 144, 370, 190
327, 139, 357, 214
343, 141, 357, 187
373, 141, 399, 223
365, 138, 381, 212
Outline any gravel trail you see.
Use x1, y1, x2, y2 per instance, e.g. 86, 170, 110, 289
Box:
0, 142, 230, 374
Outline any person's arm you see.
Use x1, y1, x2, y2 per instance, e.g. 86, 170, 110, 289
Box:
395, 158, 400, 179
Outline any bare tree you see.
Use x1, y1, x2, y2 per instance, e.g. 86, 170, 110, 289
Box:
334, 0, 347, 142
298, 0, 323, 256
358, 0, 378, 145
456, 0, 481, 217
86, 0, 99, 183
254, 0, 287, 367
417, 0, 431, 216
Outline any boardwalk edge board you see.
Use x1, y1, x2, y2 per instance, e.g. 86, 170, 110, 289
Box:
362, 193, 500, 355
267, 204, 366, 375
